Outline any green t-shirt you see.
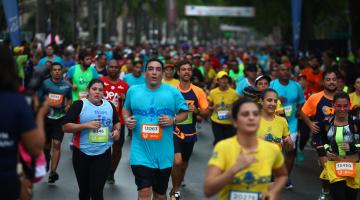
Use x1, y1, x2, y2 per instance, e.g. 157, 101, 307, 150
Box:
67, 64, 99, 101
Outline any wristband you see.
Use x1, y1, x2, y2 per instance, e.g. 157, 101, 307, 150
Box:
173, 117, 176, 124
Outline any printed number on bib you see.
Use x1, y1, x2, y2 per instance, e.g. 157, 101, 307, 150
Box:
284, 105, 293, 117
217, 110, 230, 120
229, 191, 261, 200
335, 162, 356, 178
141, 124, 162, 140
89, 127, 109, 143
79, 91, 88, 99
47, 93, 64, 107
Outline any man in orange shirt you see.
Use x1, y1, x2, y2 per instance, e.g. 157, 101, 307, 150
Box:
301, 55, 323, 94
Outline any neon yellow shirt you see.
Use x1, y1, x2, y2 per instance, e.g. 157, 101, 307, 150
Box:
349, 92, 360, 108
209, 137, 284, 200
208, 87, 238, 125
162, 78, 180, 87
258, 115, 290, 149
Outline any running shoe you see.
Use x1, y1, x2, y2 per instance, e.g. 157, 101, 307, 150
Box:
318, 191, 329, 200
170, 191, 181, 200
285, 179, 293, 190
48, 171, 59, 184
107, 173, 115, 184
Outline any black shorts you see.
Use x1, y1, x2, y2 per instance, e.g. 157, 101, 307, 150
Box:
113, 125, 125, 147
45, 117, 64, 142
174, 136, 195, 162
131, 165, 172, 195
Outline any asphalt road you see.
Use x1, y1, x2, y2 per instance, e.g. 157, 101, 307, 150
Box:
33, 121, 355, 200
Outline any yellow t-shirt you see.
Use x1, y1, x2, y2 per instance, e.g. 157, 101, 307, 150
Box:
208, 87, 238, 125
208, 137, 284, 200
162, 78, 180, 87
207, 68, 216, 80
349, 92, 360, 108
120, 65, 128, 73
257, 115, 290, 148
276, 101, 284, 112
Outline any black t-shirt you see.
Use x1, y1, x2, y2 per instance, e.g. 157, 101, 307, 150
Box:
62, 100, 119, 125
0, 92, 36, 180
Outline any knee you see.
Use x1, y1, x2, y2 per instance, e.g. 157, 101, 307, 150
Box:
139, 187, 152, 199
173, 155, 183, 167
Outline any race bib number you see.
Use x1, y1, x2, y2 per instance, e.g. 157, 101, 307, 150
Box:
284, 105, 293, 117
78, 91, 88, 99
335, 162, 356, 178
217, 110, 230, 120
47, 93, 64, 107
89, 127, 109, 143
229, 191, 261, 200
178, 112, 193, 125
141, 124, 162, 140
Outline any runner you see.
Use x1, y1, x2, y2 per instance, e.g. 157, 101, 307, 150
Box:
317, 92, 360, 200
123, 58, 188, 200
208, 71, 238, 145
229, 59, 244, 83
258, 88, 293, 151
101, 60, 129, 184
270, 64, 305, 189
300, 69, 338, 200
204, 98, 288, 200
67, 50, 99, 102
170, 60, 209, 200
94, 53, 108, 77
255, 75, 284, 115
62, 79, 120, 200
123, 60, 145, 87
236, 64, 258, 95
37, 45, 65, 71
349, 76, 360, 108
162, 63, 179, 87
37, 62, 72, 183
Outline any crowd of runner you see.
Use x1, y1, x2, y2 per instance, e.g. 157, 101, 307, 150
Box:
2, 39, 360, 200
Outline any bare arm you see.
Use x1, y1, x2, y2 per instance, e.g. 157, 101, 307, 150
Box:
267, 165, 288, 198
63, 121, 100, 133
204, 166, 237, 197
175, 111, 189, 123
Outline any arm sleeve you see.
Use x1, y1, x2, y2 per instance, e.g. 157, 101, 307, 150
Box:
92, 67, 99, 79
207, 90, 214, 102
62, 101, 83, 124
194, 87, 209, 110
123, 87, 132, 111
109, 101, 120, 124
282, 119, 290, 137
297, 83, 305, 104
349, 117, 360, 153
301, 95, 316, 117
208, 143, 226, 170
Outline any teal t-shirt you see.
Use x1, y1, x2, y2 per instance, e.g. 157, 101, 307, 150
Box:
124, 83, 188, 169
38, 78, 72, 119
123, 73, 146, 87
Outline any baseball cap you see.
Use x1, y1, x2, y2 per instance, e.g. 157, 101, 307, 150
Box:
255, 75, 271, 86
216, 71, 229, 79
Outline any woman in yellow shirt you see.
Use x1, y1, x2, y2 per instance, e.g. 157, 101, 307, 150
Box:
258, 88, 293, 151
204, 98, 288, 200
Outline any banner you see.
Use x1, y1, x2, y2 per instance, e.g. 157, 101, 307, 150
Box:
291, 0, 302, 55
1, 0, 21, 46
185, 5, 255, 17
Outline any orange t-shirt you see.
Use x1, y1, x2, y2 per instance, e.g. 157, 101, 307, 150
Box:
301, 67, 323, 93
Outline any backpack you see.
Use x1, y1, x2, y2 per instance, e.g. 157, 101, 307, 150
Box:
18, 143, 46, 183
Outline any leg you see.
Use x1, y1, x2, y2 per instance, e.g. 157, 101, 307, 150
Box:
131, 165, 155, 200
329, 181, 347, 200
50, 139, 61, 172
89, 148, 111, 200
171, 153, 183, 192
44, 118, 53, 172
211, 121, 224, 145
72, 148, 91, 200
109, 126, 125, 177
285, 133, 297, 174
153, 168, 172, 200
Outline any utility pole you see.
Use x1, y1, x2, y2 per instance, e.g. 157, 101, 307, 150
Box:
97, 0, 103, 44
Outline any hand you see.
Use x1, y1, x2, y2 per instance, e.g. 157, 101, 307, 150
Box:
111, 129, 120, 141
326, 151, 338, 161
283, 136, 294, 152
230, 149, 257, 174
188, 104, 198, 114
309, 121, 320, 134
158, 115, 173, 127
319, 156, 329, 166
339, 143, 350, 151
65, 105, 71, 112
119, 93, 126, 100
125, 116, 137, 129
279, 96, 287, 103
85, 121, 101, 129
262, 190, 278, 200
72, 84, 78, 90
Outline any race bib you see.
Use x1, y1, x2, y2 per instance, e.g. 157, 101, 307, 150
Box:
141, 124, 162, 140
47, 93, 64, 107
217, 110, 230, 120
284, 105, 293, 117
178, 112, 193, 125
335, 162, 356, 178
229, 191, 261, 200
78, 91, 88, 99
89, 127, 109, 143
